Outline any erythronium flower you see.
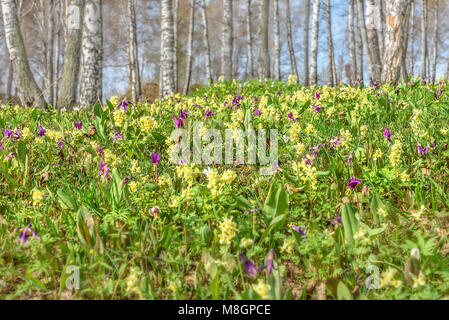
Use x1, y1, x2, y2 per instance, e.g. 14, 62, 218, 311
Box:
98, 161, 111, 180
288, 112, 296, 121
57, 140, 64, 148
74, 121, 82, 130
331, 136, 343, 148
151, 152, 160, 183
254, 108, 262, 116
313, 103, 324, 112
266, 249, 275, 275
112, 127, 125, 141
203, 108, 216, 119
347, 176, 362, 190
16, 223, 40, 245
4, 152, 14, 161
179, 108, 188, 119
239, 253, 261, 278
118, 98, 133, 112
37, 123, 46, 137
121, 176, 133, 186
97, 145, 104, 156
310, 143, 324, 158
383, 127, 393, 144
173, 114, 184, 128
302, 154, 313, 166
292, 225, 307, 236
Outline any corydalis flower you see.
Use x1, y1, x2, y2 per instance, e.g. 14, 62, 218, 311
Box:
203, 108, 216, 119
37, 123, 46, 137
98, 161, 111, 180
57, 140, 64, 148
288, 112, 296, 121
383, 127, 393, 144
112, 127, 125, 141
74, 121, 82, 130
346, 152, 353, 166
417, 142, 436, 156
179, 108, 188, 119
292, 225, 307, 236
118, 98, 134, 112
330, 214, 342, 226
151, 152, 160, 164
347, 176, 362, 189
254, 108, 262, 116
313, 103, 324, 113
16, 223, 40, 245
310, 143, 324, 159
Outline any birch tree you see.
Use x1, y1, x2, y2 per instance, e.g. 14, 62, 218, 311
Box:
1, 0, 46, 107
408, 0, 415, 75
245, 0, 254, 78
348, 0, 357, 84
59, 0, 84, 109
431, 0, 438, 83
285, 0, 298, 79
356, 2, 364, 82
421, 0, 428, 79
221, 0, 233, 81
304, 0, 310, 85
325, 0, 336, 86
381, 0, 410, 83
365, 0, 382, 82
200, 0, 212, 83
273, 0, 280, 80
160, 0, 176, 96
79, 0, 103, 108
255, 0, 270, 79
126, 0, 141, 101
310, 0, 320, 85
183, 0, 195, 95
173, 0, 178, 91
376, 0, 384, 54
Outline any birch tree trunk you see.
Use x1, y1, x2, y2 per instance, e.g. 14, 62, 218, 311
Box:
1, 0, 46, 107
273, 0, 280, 80
183, 0, 194, 95
356, 3, 364, 82
348, 0, 357, 85
365, 0, 382, 82
58, 0, 84, 110
44, 0, 55, 106
381, 0, 410, 83
431, 0, 438, 83
245, 0, 254, 78
200, 0, 212, 83
285, 0, 298, 79
408, 0, 415, 75
421, 0, 427, 79
256, 0, 270, 79
6, 62, 13, 101
401, 2, 412, 80
356, 0, 374, 82
53, 0, 62, 108
221, 0, 233, 81
304, 0, 310, 85
127, 0, 141, 101
79, 0, 103, 108
325, 0, 335, 86
160, 0, 176, 97
310, 0, 320, 86
376, 0, 384, 54
173, 0, 178, 92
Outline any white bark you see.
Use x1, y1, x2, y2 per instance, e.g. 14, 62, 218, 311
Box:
273, 0, 280, 80
245, 0, 254, 78
421, 0, 427, 79
127, 0, 141, 101
310, 0, 320, 85
255, 0, 270, 79
1, 0, 46, 107
348, 0, 357, 84
355, 2, 364, 82
376, 0, 384, 54
408, 0, 415, 75
59, 0, 84, 109
200, 0, 212, 83
160, 0, 176, 96
221, 0, 233, 80
326, 0, 335, 86
431, 0, 438, 83
79, 0, 103, 108
183, 0, 194, 95
285, 0, 298, 79
365, 0, 382, 82
381, 0, 410, 83
304, 0, 310, 85
173, 0, 178, 91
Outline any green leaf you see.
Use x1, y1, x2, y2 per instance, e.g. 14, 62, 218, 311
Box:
337, 281, 352, 300
342, 204, 359, 247
210, 274, 220, 300
77, 206, 93, 248
57, 189, 77, 211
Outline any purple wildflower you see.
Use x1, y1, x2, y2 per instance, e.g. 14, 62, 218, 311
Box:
118, 98, 134, 112
288, 112, 296, 121
292, 225, 307, 236
313, 103, 324, 113
98, 161, 111, 180
16, 223, 40, 245
4, 152, 14, 161
347, 176, 362, 189
112, 127, 125, 141
266, 249, 275, 274
151, 152, 161, 164
173, 114, 184, 128
179, 108, 188, 119
74, 121, 83, 130
121, 176, 133, 186
383, 127, 393, 144
203, 108, 216, 119
254, 108, 262, 116
239, 253, 260, 278
330, 214, 342, 226
37, 123, 46, 137
57, 140, 64, 148
97, 145, 104, 156
346, 152, 353, 166
417, 142, 436, 156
